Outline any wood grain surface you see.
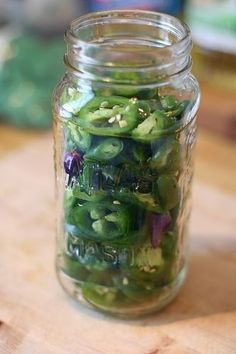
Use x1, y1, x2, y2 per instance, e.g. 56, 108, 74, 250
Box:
0, 134, 236, 354
198, 84, 236, 141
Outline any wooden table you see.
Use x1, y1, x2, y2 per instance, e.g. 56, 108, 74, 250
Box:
0, 125, 236, 354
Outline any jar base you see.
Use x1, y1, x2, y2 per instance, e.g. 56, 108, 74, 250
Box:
56, 264, 187, 319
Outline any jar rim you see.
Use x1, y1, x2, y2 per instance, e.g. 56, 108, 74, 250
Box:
65, 9, 191, 52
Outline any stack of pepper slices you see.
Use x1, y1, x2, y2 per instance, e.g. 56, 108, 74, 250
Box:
60, 84, 190, 309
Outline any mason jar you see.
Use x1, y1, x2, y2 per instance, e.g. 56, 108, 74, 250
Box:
53, 10, 200, 317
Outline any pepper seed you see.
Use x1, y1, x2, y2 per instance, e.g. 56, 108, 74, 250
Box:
100, 101, 109, 108
119, 120, 128, 128
108, 116, 116, 123
123, 277, 129, 285
113, 200, 121, 205
115, 114, 121, 121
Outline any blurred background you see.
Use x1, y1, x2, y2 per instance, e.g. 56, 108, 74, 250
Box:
0, 0, 236, 207
0, 0, 235, 139
0, 0, 184, 131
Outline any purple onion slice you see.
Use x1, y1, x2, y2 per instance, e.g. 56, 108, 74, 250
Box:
64, 151, 83, 186
151, 213, 171, 248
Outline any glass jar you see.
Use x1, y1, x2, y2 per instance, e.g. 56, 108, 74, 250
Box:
53, 10, 200, 318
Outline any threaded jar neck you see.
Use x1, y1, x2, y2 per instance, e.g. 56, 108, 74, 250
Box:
65, 10, 192, 86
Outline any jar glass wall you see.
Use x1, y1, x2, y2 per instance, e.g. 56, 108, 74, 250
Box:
53, 10, 200, 317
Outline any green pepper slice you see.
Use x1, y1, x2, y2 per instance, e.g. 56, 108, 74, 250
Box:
165, 100, 190, 119
65, 121, 91, 152
71, 201, 132, 241
149, 138, 182, 172
113, 274, 159, 302
132, 110, 176, 142
112, 71, 156, 99
84, 138, 123, 162
77, 96, 139, 136
160, 96, 190, 119
160, 95, 180, 110
114, 186, 162, 213
73, 187, 106, 202
63, 254, 90, 282
158, 175, 180, 211
161, 231, 177, 260
82, 282, 131, 309
94, 71, 156, 99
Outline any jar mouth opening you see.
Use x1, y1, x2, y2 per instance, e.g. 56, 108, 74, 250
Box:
65, 10, 192, 84
66, 10, 190, 52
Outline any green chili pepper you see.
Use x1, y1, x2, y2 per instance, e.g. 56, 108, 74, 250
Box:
114, 185, 162, 212
77, 96, 139, 136
86, 271, 115, 287
119, 244, 168, 288
113, 164, 164, 212
132, 110, 176, 142
73, 187, 106, 202
84, 138, 123, 162
160, 95, 179, 110
149, 138, 182, 172
165, 100, 190, 119
148, 99, 163, 112
161, 231, 177, 260
112, 85, 141, 98
63, 254, 90, 282
157, 175, 180, 211
132, 143, 151, 163
114, 274, 159, 302
109, 229, 147, 247
160, 96, 190, 119
112, 85, 156, 99
82, 282, 131, 309
125, 266, 161, 283
79, 162, 103, 193
64, 189, 79, 224
66, 121, 91, 152
132, 192, 163, 212
71, 201, 132, 241
100, 72, 156, 99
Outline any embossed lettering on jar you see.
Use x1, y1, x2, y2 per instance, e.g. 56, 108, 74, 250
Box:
53, 10, 200, 317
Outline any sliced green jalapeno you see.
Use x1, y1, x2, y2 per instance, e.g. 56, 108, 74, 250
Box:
114, 186, 162, 213
132, 110, 176, 142
132, 192, 162, 212
165, 100, 190, 119
78, 162, 103, 193
63, 254, 90, 282
96, 72, 156, 99
160, 95, 180, 110
82, 282, 131, 309
86, 271, 115, 287
113, 274, 159, 302
161, 231, 177, 260
160, 96, 190, 119
84, 138, 123, 162
73, 187, 106, 202
136, 101, 151, 120
157, 175, 180, 211
77, 96, 139, 136
148, 99, 163, 112
66, 121, 91, 152
71, 201, 132, 241
149, 138, 182, 172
